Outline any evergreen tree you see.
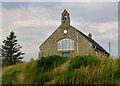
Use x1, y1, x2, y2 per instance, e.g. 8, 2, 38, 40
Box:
0, 31, 24, 66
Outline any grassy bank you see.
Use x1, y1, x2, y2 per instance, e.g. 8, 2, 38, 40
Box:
2, 55, 120, 84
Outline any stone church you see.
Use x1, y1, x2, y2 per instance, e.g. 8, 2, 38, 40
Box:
39, 9, 109, 57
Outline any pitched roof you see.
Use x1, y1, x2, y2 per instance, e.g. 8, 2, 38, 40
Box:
71, 26, 110, 56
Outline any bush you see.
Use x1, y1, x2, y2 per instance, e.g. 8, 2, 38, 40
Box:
69, 55, 100, 70
32, 55, 68, 84
36, 55, 68, 72
32, 72, 51, 84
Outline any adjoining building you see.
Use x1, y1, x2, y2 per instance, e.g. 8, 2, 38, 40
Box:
39, 9, 109, 57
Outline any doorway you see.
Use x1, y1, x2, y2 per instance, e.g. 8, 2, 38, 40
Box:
62, 52, 70, 57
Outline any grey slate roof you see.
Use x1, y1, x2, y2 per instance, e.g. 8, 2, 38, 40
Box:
71, 26, 110, 56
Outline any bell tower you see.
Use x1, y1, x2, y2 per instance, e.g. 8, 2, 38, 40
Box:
61, 9, 70, 26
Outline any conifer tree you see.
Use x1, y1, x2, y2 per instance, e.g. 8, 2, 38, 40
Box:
0, 31, 24, 66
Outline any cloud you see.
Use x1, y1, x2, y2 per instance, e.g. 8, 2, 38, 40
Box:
61, 2, 118, 23
72, 21, 118, 57
90, 21, 117, 33
2, 2, 118, 61
2, 6, 59, 36
13, 19, 59, 28
2, 6, 58, 61
72, 20, 118, 40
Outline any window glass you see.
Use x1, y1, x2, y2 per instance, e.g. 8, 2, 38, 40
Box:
62, 52, 70, 57
57, 38, 74, 51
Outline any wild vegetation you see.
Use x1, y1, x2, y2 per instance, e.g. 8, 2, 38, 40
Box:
1, 55, 120, 85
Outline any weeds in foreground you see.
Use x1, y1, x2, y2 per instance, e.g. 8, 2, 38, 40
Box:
2, 55, 120, 84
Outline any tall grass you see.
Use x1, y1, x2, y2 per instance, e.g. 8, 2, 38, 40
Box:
2, 61, 36, 84
2, 55, 120, 84
55, 56, 120, 84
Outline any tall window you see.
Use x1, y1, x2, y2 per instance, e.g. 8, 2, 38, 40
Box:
57, 38, 74, 51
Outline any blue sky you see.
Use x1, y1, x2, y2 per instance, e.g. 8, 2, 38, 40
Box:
1, 2, 118, 61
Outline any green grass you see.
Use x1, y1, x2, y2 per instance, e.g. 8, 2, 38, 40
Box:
56, 70, 85, 84
2, 69, 19, 84
2, 55, 120, 84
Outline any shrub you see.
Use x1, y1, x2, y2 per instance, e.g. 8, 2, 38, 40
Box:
32, 72, 51, 84
36, 55, 68, 72
69, 55, 100, 70
32, 55, 68, 84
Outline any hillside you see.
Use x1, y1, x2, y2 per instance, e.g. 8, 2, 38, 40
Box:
2, 55, 120, 85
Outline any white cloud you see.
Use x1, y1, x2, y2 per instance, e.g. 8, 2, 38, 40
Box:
2, 2, 118, 61
2, 6, 60, 61
95, 32, 118, 40
13, 19, 59, 28
2, 7, 59, 35
90, 21, 117, 33
72, 20, 118, 40
72, 20, 118, 57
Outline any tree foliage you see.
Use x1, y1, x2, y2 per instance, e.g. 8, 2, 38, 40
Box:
0, 31, 24, 66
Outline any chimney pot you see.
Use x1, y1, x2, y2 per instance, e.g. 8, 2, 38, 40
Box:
88, 33, 92, 39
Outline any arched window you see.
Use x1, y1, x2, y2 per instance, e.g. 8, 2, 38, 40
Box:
57, 38, 74, 51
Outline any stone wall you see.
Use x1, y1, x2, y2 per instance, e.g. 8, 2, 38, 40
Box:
39, 25, 96, 58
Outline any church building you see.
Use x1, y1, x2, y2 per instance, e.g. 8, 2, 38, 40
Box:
39, 9, 109, 57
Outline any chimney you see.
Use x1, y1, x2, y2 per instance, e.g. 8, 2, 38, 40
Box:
88, 33, 92, 39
